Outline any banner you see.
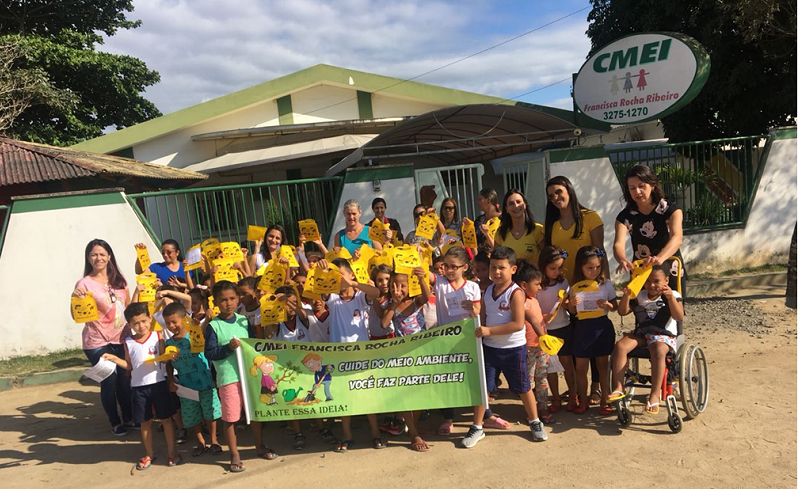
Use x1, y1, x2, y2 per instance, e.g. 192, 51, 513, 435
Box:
237, 319, 486, 422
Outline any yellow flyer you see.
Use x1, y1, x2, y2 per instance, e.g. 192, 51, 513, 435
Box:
486, 217, 501, 238
260, 295, 288, 325
71, 293, 99, 322
415, 213, 439, 240
628, 261, 653, 299
278, 246, 300, 267
392, 245, 421, 274
357, 244, 377, 264
368, 218, 389, 243
303, 268, 324, 301
212, 258, 241, 283
207, 295, 220, 318
325, 247, 352, 262
220, 242, 244, 262
135, 245, 151, 271
441, 241, 464, 256
572, 280, 604, 320
461, 218, 477, 248
258, 260, 287, 293
137, 272, 158, 302
368, 253, 393, 275
351, 259, 370, 283
184, 244, 203, 271
144, 346, 179, 364
298, 219, 321, 242
314, 265, 342, 294
247, 225, 267, 242
185, 317, 205, 353
202, 238, 222, 261
408, 273, 422, 297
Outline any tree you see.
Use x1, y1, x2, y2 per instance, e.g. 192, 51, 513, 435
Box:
0, 1, 161, 146
586, 0, 796, 142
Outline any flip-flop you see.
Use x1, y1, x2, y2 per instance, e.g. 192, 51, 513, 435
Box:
136, 456, 155, 471
645, 401, 660, 414
334, 439, 353, 453
589, 392, 602, 405
319, 428, 338, 444
437, 421, 453, 435
372, 436, 388, 449
167, 455, 182, 467
483, 416, 511, 430
599, 405, 613, 415
607, 391, 626, 402
229, 460, 245, 473
209, 443, 223, 454
257, 447, 279, 460
192, 445, 209, 457
410, 438, 429, 452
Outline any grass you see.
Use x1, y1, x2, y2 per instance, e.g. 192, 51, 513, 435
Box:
689, 263, 788, 280
0, 349, 89, 377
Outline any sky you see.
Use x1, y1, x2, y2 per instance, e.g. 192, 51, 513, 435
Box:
100, 0, 595, 116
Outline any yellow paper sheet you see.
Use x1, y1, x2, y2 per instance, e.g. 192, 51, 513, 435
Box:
212, 258, 241, 283
303, 268, 324, 301
571, 280, 604, 320
461, 218, 477, 248
368, 253, 393, 275
71, 293, 99, 322
202, 240, 222, 261
392, 245, 421, 274
144, 345, 179, 364
184, 244, 203, 271
260, 295, 288, 325
441, 241, 464, 256
185, 317, 205, 353
325, 247, 352, 262
247, 225, 267, 241
415, 213, 439, 241
486, 217, 501, 238
298, 219, 321, 242
408, 273, 422, 297
207, 295, 220, 318
137, 272, 158, 302
628, 263, 653, 299
278, 245, 299, 267
547, 289, 568, 322
258, 260, 288, 293
368, 218, 389, 243
136, 245, 151, 271
220, 242, 244, 262
351, 259, 370, 283
314, 265, 342, 295
357, 244, 376, 264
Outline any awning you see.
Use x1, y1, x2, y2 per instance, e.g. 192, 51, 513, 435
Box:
326, 103, 601, 176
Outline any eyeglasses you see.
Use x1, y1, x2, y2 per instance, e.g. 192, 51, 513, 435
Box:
547, 189, 565, 201
107, 286, 117, 304
442, 206, 455, 211
442, 263, 466, 270
413, 212, 426, 218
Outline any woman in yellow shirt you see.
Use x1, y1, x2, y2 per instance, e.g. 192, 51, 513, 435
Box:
486, 190, 543, 262
543, 176, 608, 283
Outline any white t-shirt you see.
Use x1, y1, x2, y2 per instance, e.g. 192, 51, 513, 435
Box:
434, 275, 481, 327
151, 309, 174, 340
635, 291, 682, 336
237, 304, 261, 328
482, 282, 526, 349
327, 291, 371, 343
275, 319, 311, 342
537, 280, 570, 331
125, 331, 166, 387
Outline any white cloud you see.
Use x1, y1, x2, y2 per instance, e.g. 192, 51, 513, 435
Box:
101, 0, 590, 115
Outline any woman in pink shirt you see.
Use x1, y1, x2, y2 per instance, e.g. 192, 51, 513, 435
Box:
71, 239, 133, 436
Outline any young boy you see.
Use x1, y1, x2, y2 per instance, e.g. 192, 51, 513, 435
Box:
204, 281, 277, 473
461, 247, 548, 448
236, 276, 262, 338
318, 258, 383, 452
102, 302, 179, 469
163, 302, 223, 457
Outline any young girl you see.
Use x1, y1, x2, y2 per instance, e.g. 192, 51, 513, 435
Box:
236, 276, 262, 338
433, 246, 481, 434
368, 264, 394, 340
537, 246, 576, 412
567, 246, 617, 415
514, 261, 551, 423
610, 263, 684, 414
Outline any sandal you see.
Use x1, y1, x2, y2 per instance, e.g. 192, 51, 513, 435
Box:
229, 459, 245, 473
410, 437, 429, 452
136, 455, 155, 471
599, 405, 613, 416
293, 432, 307, 450
319, 428, 338, 444
192, 445, 209, 457
539, 412, 554, 424
167, 455, 182, 467
548, 396, 562, 413
645, 401, 660, 414
372, 436, 388, 449
573, 399, 588, 414
257, 447, 279, 460
334, 439, 353, 453
483, 416, 511, 430
607, 390, 626, 402
437, 421, 453, 435
589, 390, 602, 405
564, 397, 579, 412
209, 443, 223, 454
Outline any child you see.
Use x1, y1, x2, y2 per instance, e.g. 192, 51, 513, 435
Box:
318, 258, 383, 452
381, 268, 432, 451
433, 246, 481, 435
102, 302, 179, 469
431, 254, 445, 276
537, 246, 576, 412
610, 263, 684, 414
187, 287, 209, 322
515, 261, 552, 423
268, 286, 311, 342
162, 302, 222, 457
368, 264, 394, 340
204, 280, 277, 473
567, 246, 617, 415
462, 246, 548, 448
237, 276, 263, 338
473, 251, 492, 294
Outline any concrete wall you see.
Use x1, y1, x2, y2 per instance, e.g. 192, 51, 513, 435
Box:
0, 191, 160, 358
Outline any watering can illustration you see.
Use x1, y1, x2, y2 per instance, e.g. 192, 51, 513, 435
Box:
282, 387, 304, 402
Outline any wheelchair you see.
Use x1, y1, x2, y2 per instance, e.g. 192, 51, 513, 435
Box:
612, 257, 710, 433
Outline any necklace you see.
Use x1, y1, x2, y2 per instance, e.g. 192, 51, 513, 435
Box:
511, 227, 525, 239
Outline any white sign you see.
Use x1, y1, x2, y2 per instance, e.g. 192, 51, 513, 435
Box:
573, 32, 710, 124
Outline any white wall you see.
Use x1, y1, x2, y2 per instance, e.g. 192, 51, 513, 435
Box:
0, 195, 160, 358
371, 93, 447, 118
292, 84, 360, 123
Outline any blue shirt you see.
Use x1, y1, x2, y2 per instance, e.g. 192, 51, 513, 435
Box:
165, 335, 215, 391
150, 261, 184, 284
337, 226, 373, 255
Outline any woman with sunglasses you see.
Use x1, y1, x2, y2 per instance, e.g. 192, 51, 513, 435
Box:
405, 204, 433, 245
474, 188, 501, 251
72, 239, 133, 436
135, 239, 185, 287
543, 176, 608, 283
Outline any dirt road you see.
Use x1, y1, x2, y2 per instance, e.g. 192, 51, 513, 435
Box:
1, 289, 795, 488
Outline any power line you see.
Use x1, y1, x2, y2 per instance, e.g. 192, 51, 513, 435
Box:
303, 6, 589, 116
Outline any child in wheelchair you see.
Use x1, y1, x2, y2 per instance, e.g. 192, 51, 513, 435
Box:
608, 263, 684, 414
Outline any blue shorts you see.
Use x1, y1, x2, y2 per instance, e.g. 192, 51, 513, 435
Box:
131, 381, 176, 423
483, 344, 530, 394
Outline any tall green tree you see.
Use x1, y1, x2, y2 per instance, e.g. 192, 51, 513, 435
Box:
0, 1, 161, 146
586, 0, 796, 141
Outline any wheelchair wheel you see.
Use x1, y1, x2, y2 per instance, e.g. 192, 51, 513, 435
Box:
678, 344, 710, 419
667, 412, 683, 433
617, 405, 632, 427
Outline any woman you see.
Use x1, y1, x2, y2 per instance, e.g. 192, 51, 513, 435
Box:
439, 198, 461, 233
613, 164, 685, 290
135, 239, 185, 285
71, 239, 132, 436
544, 176, 608, 282
486, 190, 544, 262
334, 199, 385, 255
371, 198, 403, 242
475, 188, 501, 250
248, 224, 288, 273
404, 204, 431, 245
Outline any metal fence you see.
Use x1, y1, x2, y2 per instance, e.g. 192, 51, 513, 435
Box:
127, 177, 344, 248
414, 164, 485, 220
606, 135, 769, 232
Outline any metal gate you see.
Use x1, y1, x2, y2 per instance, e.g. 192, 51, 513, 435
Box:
414, 164, 484, 220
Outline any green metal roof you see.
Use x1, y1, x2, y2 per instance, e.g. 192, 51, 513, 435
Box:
71, 64, 517, 154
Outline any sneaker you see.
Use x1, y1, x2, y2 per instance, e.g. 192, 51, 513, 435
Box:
530, 421, 548, 442
123, 421, 140, 430
293, 432, 307, 450
460, 425, 485, 448
176, 429, 187, 444
111, 425, 128, 437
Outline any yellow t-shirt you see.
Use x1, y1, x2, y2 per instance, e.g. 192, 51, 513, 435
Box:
495, 223, 544, 263
550, 210, 603, 283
